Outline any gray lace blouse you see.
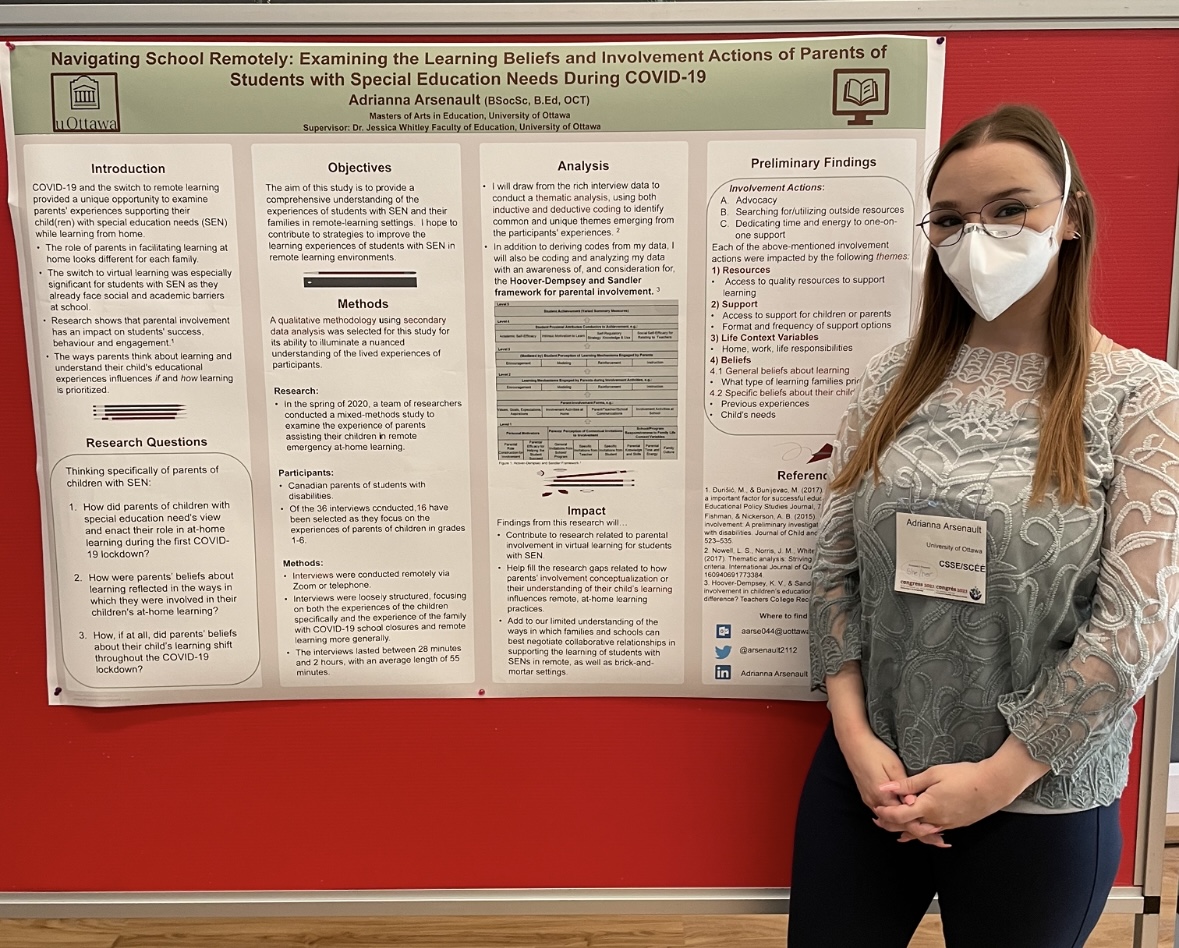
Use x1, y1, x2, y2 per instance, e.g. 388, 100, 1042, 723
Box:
810, 341, 1179, 809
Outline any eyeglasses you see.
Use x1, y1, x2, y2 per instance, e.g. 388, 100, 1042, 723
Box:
917, 195, 1065, 247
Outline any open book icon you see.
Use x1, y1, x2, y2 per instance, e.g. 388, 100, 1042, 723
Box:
832, 69, 890, 125
843, 77, 879, 107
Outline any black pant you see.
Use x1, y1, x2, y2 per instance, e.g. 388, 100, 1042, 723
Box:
788, 724, 1121, 948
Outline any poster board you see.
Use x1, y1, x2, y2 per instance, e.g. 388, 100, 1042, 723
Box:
0, 4, 1176, 930
2, 33, 943, 707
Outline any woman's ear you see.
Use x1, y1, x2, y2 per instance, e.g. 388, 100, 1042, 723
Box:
1066, 190, 1087, 239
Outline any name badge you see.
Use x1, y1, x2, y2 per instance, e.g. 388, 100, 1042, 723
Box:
894, 512, 987, 603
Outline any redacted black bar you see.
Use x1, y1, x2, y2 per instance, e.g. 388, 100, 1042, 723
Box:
303, 275, 417, 288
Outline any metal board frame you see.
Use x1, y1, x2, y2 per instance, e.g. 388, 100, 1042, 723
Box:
0, 0, 1178, 33
0, 887, 1154, 918
0, 5, 1177, 944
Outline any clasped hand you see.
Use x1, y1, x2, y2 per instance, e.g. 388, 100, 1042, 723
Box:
838, 730, 951, 848
873, 761, 1013, 845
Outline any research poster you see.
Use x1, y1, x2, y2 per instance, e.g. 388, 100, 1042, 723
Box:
2, 35, 943, 705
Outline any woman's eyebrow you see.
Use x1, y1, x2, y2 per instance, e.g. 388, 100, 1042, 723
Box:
987, 186, 1035, 201
929, 186, 1035, 210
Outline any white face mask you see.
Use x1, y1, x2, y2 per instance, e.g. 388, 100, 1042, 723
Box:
933, 139, 1072, 322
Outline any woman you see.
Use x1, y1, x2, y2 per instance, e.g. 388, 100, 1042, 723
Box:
788, 104, 1179, 947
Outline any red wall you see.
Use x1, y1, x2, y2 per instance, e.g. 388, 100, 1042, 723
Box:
1, 29, 1175, 892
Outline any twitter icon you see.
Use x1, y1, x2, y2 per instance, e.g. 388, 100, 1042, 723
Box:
715, 645, 732, 659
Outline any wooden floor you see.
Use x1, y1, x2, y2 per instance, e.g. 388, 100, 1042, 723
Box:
2, 846, 1177, 948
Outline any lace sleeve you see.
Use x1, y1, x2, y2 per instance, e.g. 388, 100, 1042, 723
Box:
998, 365, 1179, 775
808, 351, 895, 690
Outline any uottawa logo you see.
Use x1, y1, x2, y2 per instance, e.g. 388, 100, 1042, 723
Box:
50, 73, 121, 132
